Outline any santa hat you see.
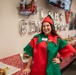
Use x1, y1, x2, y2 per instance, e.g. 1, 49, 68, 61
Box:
42, 15, 54, 26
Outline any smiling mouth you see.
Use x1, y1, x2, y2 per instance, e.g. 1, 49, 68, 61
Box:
44, 30, 49, 32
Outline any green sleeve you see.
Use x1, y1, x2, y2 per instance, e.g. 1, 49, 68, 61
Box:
23, 43, 33, 57
58, 38, 68, 51
23, 34, 39, 57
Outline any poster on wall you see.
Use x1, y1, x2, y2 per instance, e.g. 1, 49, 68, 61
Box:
68, 12, 76, 30
19, 0, 37, 16
65, 11, 71, 24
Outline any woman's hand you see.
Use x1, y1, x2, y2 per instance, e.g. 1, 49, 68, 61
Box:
23, 68, 31, 75
23, 56, 33, 75
52, 58, 61, 64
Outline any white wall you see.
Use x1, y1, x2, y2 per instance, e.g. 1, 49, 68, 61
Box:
0, 0, 76, 58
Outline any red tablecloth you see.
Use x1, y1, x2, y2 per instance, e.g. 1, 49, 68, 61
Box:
0, 53, 76, 75
0, 54, 26, 75
60, 55, 76, 70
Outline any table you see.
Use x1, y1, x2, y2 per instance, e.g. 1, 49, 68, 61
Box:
0, 54, 26, 75
0, 52, 76, 74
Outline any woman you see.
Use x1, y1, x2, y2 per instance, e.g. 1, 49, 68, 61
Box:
23, 15, 76, 75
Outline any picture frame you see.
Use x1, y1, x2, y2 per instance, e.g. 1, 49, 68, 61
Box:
68, 12, 76, 30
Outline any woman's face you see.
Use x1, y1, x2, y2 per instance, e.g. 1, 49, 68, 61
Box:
42, 22, 52, 35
